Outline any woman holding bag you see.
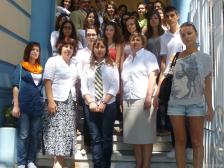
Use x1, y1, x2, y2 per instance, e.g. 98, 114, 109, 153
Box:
12, 42, 44, 168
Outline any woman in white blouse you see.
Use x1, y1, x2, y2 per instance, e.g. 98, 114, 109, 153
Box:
81, 38, 119, 168
43, 38, 78, 168
121, 33, 159, 168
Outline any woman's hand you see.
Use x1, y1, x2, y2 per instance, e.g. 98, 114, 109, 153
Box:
144, 95, 152, 110
12, 105, 21, 118
96, 102, 106, 113
89, 102, 98, 112
153, 96, 159, 110
48, 100, 57, 114
205, 107, 214, 122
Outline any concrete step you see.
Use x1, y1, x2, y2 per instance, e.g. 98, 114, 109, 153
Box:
37, 152, 193, 168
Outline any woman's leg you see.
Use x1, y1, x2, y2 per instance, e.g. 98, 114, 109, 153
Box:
142, 144, 153, 168
85, 105, 103, 168
170, 116, 186, 168
134, 144, 143, 168
27, 115, 42, 164
188, 116, 204, 168
53, 156, 65, 168
17, 113, 30, 166
102, 103, 116, 168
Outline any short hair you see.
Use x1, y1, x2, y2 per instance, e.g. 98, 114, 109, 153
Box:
23, 42, 41, 64
57, 38, 77, 56
129, 33, 146, 47
164, 5, 179, 15
153, 0, 165, 10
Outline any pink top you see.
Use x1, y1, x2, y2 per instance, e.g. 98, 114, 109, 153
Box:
109, 47, 116, 62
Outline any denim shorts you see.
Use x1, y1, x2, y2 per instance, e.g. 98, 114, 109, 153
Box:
167, 103, 206, 116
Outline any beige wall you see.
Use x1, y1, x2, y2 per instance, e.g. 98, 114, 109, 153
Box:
0, 0, 31, 65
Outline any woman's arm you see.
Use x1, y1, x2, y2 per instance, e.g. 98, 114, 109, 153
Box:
204, 73, 213, 121
145, 70, 159, 110
12, 87, 20, 118
83, 94, 98, 112
45, 79, 57, 114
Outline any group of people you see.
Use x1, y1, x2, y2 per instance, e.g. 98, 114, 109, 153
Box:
11, 0, 213, 168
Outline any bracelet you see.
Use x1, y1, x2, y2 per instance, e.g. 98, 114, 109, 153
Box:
101, 100, 107, 104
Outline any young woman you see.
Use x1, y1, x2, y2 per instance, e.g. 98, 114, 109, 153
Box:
78, 9, 100, 47
103, 0, 119, 24
146, 10, 164, 66
12, 42, 44, 168
155, 22, 213, 168
121, 33, 159, 168
137, 2, 148, 35
103, 21, 124, 67
81, 38, 119, 168
51, 13, 68, 56
55, 20, 82, 55
43, 38, 79, 168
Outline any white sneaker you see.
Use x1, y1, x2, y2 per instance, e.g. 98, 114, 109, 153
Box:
186, 148, 193, 161
166, 149, 175, 159
17, 165, 25, 168
27, 162, 37, 168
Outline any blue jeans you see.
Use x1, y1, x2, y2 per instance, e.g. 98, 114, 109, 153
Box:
85, 102, 116, 168
17, 113, 42, 165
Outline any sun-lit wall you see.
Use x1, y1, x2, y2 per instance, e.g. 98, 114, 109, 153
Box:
0, 0, 31, 65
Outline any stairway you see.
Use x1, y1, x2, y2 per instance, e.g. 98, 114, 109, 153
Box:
37, 110, 193, 168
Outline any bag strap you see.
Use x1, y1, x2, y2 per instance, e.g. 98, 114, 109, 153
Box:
19, 64, 22, 90
170, 52, 180, 68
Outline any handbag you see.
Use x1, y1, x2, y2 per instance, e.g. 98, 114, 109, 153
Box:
158, 52, 179, 103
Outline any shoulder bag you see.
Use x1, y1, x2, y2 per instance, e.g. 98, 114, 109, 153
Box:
158, 52, 179, 103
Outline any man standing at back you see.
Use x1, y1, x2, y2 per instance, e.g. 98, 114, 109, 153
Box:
70, 0, 91, 31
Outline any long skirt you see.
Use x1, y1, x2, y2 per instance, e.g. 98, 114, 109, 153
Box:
43, 94, 76, 156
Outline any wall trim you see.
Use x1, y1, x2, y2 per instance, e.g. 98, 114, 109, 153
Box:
0, 60, 16, 67
7, 0, 31, 18
0, 26, 29, 44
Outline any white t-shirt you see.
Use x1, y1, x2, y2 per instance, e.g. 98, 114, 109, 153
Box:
122, 48, 159, 99
43, 55, 78, 101
31, 73, 42, 86
160, 30, 184, 66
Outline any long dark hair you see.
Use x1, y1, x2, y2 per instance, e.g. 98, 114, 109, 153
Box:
146, 10, 164, 38
83, 10, 100, 31
90, 38, 113, 68
23, 42, 41, 64
56, 20, 78, 49
103, 21, 124, 44
123, 16, 141, 42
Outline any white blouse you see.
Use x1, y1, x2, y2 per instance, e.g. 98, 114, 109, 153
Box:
43, 55, 78, 101
81, 61, 119, 104
122, 48, 159, 100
